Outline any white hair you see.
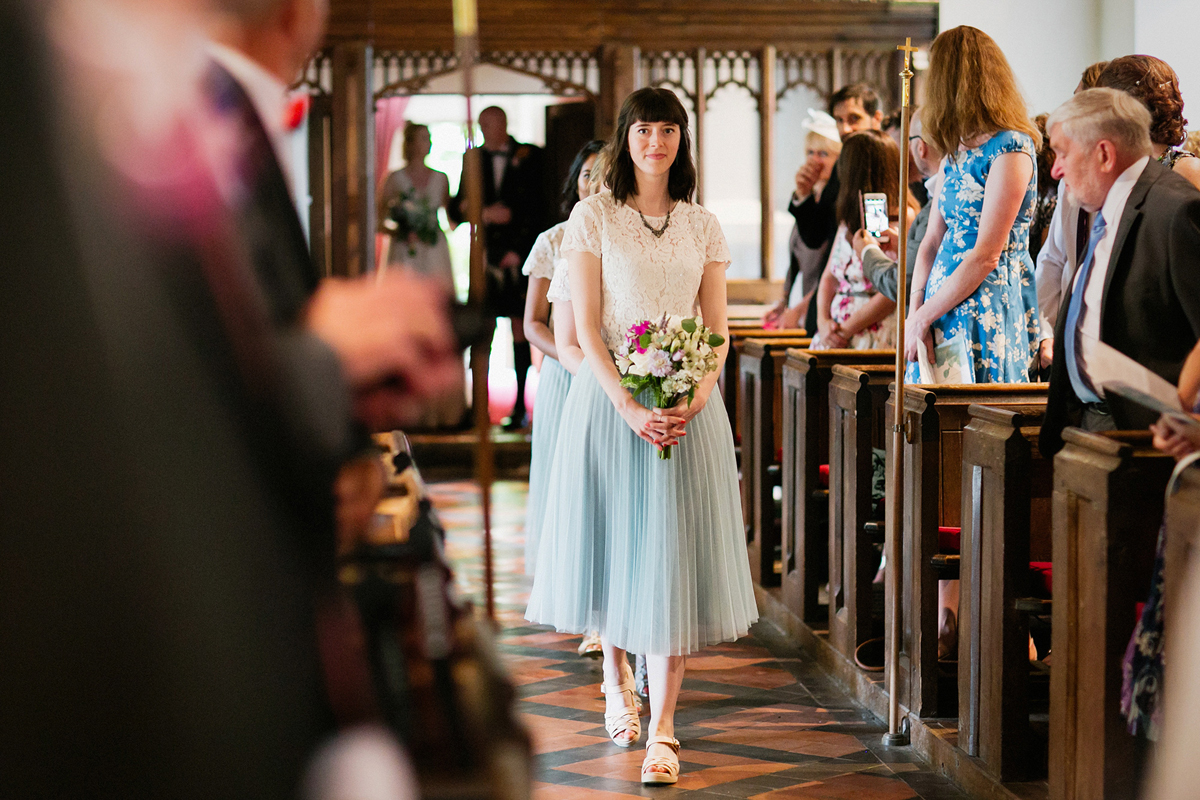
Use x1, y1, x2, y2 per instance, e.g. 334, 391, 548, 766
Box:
1046, 87, 1153, 156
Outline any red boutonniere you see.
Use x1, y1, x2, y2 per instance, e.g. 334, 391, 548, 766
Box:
513, 145, 532, 166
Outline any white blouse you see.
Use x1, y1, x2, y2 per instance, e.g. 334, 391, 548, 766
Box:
560, 191, 731, 349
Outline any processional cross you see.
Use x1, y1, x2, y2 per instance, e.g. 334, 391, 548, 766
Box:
883, 36, 919, 749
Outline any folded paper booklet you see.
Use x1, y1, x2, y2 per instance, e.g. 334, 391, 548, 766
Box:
916, 332, 974, 384
1081, 335, 1196, 430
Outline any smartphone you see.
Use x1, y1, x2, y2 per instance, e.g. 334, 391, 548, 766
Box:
863, 192, 889, 237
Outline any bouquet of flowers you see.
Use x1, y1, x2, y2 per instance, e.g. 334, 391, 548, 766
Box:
615, 314, 726, 460
385, 187, 441, 257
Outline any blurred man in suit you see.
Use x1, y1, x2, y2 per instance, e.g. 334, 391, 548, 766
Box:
451, 106, 548, 429
1040, 88, 1200, 456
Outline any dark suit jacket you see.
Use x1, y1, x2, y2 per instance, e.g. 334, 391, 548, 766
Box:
450, 136, 548, 266
1040, 159, 1200, 456
1, 10, 333, 796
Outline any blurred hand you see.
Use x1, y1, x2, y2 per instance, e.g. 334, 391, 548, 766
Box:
482, 203, 512, 225
305, 270, 457, 403
1151, 414, 1200, 460
852, 227, 899, 260
778, 303, 804, 331
761, 300, 785, 328
1039, 338, 1054, 370
794, 160, 822, 199
499, 251, 522, 271
816, 318, 849, 350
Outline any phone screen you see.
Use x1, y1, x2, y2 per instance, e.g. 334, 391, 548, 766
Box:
863, 193, 889, 237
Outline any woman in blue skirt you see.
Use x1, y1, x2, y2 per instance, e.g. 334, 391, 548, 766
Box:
526, 88, 758, 785
521, 139, 604, 577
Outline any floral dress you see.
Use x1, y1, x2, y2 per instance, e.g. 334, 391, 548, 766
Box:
905, 130, 1040, 383
811, 224, 895, 350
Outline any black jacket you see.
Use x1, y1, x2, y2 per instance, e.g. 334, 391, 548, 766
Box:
788, 164, 840, 250
1040, 159, 1200, 456
450, 136, 548, 266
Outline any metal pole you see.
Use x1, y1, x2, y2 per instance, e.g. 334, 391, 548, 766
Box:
883, 38, 919, 749
453, 0, 496, 622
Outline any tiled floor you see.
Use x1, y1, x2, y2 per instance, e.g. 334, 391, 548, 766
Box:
428, 480, 970, 800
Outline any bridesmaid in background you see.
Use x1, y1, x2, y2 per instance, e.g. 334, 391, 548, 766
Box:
522, 139, 604, 657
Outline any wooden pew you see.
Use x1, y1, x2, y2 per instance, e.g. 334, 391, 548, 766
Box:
885, 382, 1049, 719
781, 348, 895, 625
956, 403, 1053, 782
1050, 429, 1172, 800
826, 364, 894, 662
724, 326, 806, 443
737, 335, 810, 586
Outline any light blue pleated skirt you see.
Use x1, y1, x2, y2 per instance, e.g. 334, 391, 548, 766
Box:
525, 356, 572, 575
525, 358, 759, 656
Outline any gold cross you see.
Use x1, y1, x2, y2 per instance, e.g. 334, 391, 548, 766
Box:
897, 38, 918, 70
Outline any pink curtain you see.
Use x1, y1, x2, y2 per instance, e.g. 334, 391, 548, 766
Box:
374, 96, 409, 270
374, 95, 409, 191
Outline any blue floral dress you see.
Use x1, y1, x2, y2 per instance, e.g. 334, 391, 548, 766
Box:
906, 130, 1040, 383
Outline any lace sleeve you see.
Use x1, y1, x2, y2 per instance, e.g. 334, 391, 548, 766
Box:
522, 228, 557, 278
703, 210, 733, 269
561, 197, 603, 258
546, 259, 571, 303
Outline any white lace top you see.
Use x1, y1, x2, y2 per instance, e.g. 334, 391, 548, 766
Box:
560, 191, 731, 349
547, 255, 570, 303
522, 222, 568, 279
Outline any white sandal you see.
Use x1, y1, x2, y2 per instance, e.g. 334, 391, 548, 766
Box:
599, 675, 642, 747
641, 735, 681, 785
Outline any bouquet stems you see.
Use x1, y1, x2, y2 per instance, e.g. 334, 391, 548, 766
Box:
657, 396, 675, 460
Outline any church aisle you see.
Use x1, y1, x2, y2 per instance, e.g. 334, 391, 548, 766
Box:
428, 481, 970, 800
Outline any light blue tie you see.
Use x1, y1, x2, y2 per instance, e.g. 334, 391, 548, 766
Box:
1064, 210, 1107, 404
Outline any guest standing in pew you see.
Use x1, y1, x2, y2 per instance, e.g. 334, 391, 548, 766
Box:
809, 130, 917, 350
521, 139, 604, 656
851, 107, 946, 305
1035, 61, 1110, 373
526, 88, 757, 785
1039, 87, 1200, 457
788, 84, 884, 333
904, 26, 1042, 383
763, 109, 842, 330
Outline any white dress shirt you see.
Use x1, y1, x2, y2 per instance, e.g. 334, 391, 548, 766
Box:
1073, 156, 1149, 363
207, 41, 293, 189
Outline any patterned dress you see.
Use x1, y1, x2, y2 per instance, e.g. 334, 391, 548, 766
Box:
905, 130, 1040, 383
810, 224, 895, 350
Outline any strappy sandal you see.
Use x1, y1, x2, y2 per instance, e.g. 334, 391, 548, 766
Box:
599, 674, 642, 747
641, 735, 681, 785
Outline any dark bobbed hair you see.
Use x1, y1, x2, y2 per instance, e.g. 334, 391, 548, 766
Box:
1096, 55, 1188, 147
604, 88, 697, 203
834, 130, 902, 231
561, 139, 606, 215
829, 83, 881, 117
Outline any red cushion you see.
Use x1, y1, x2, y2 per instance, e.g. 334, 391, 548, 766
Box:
818, 464, 830, 487
1029, 562, 1053, 596
938, 527, 961, 553
775, 447, 783, 463
735, 433, 742, 446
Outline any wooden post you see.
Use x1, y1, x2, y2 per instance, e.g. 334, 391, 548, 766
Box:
760, 45, 776, 281
1050, 429, 1171, 800
330, 42, 374, 277
599, 44, 637, 138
